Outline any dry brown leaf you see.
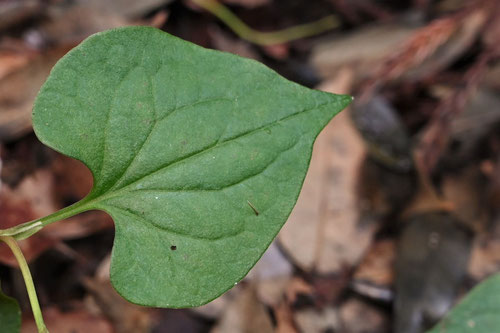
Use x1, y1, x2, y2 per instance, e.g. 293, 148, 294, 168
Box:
0, 52, 33, 81
311, 24, 415, 81
280, 70, 375, 274
294, 307, 340, 333
0, 161, 112, 266
246, 242, 292, 306
353, 239, 395, 289
84, 278, 153, 333
274, 301, 298, 333
21, 306, 112, 333
0, 169, 59, 266
211, 284, 274, 333
0, 47, 69, 141
285, 277, 314, 305
468, 237, 500, 281
339, 298, 389, 333
468, 216, 500, 280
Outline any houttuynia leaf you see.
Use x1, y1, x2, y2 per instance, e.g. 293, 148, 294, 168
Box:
0, 281, 21, 333
32, 26, 351, 307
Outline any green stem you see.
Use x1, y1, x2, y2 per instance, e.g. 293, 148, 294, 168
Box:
0, 197, 93, 239
0, 236, 49, 333
191, 0, 339, 45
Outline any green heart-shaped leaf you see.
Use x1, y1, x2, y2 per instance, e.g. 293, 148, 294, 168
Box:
0, 281, 21, 333
33, 26, 351, 307
428, 273, 500, 333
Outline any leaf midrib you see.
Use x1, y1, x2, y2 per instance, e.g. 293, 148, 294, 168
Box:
86, 98, 338, 208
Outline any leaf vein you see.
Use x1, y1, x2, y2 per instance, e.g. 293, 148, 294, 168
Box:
108, 205, 244, 241
108, 100, 332, 193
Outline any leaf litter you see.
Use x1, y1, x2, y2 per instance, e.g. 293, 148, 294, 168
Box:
1, 0, 500, 332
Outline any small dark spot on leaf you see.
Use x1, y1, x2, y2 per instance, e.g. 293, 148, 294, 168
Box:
170, 245, 177, 250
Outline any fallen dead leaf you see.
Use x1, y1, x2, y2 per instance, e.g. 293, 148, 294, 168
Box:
84, 278, 153, 333
211, 284, 274, 333
0, 51, 33, 81
0, 47, 69, 141
294, 307, 340, 333
246, 242, 293, 306
339, 298, 389, 333
0, 169, 59, 266
274, 301, 298, 333
468, 217, 500, 281
285, 277, 314, 306
352, 239, 395, 293
441, 166, 489, 232
280, 70, 376, 274
311, 24, 415, 81
21, 306, 112, 333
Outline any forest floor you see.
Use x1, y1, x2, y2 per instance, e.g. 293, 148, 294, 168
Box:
0, 0, 499, 332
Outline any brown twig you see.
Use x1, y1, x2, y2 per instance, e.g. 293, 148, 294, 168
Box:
415, 48, 499, 176
357, 0, 493, 102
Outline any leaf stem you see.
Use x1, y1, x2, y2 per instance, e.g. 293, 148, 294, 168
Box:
191, 0, 339, 45
0, 197, 94, 239
0, 236, 49, 333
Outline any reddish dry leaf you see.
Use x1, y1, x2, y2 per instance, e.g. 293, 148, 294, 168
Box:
0, 159, 112, 266
405, 9, 488, 80
373, 16, 458, 82
0, 52, 33, 81
415, 51, 494, 176
360, 1, 492, 100
353, 239, 395, 289
0, 170, 59, 266
441, 166, 489, 232
274, 301, 298, 333
261, 44, 289, 60
312, 272, 350, 307
0, 47, 70, 141
468, 237, 500, 281
285, 277, 314, 306
21, 307, 112, 333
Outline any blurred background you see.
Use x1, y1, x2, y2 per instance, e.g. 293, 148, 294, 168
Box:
0, 0, 499, 332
